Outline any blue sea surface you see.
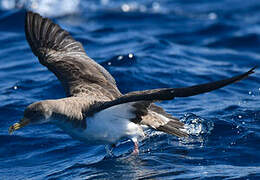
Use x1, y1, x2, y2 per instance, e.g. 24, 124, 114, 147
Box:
0, 0, 260, 179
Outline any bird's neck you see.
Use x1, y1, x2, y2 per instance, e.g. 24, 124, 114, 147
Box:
44, 97, 91, 122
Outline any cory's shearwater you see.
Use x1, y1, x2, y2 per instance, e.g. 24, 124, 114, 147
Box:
9, 11, 256, 155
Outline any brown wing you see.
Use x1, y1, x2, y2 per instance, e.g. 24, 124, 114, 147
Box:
85, 67, 255, 137
25, 11, 121, 99
86, 67, 255, 113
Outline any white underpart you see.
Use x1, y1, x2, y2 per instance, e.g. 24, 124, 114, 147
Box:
55, 103, 145, 145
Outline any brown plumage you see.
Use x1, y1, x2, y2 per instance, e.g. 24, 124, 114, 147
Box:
9, 11, 255, 143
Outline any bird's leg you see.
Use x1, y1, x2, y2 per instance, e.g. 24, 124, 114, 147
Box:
131, 138, 139, 155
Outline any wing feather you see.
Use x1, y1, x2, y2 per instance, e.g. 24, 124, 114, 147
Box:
86, 67, 255, 114
25, 11, 121, 98
25, 12, 255, 138
85, 68, 255, 137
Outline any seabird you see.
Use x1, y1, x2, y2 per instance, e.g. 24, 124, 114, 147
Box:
9, 12, 255, 155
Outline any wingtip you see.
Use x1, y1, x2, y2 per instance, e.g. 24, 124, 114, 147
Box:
26, 11, 41, 20
248, 66, 257, 74
26, 11, 33, 17
26, 11, 36, 15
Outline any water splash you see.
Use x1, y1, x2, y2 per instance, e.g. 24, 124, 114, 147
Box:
181, 113, 214, 136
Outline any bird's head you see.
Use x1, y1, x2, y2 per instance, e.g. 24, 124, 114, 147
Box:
9, 101, 52, 134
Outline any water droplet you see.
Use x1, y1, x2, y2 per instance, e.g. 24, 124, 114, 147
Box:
107, 62, 111, 65
181, 113, 214, 136
121, 4, 130, 12
13, 86, 18, 90
242, 122, 245, 125
238, 115, 242, 119
248, 91, 252, 95
128, 53, 133, 58
208, 12, 217, 20
117, 55, 123, 60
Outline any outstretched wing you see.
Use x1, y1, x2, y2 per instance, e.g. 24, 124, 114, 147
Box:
87, 67, 255, 113
85, 67, 255, 137
25, 11, 121, 99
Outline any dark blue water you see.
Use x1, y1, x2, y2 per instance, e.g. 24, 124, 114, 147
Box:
0, 0, 260, 179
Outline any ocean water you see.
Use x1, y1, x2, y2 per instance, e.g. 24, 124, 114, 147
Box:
0, 0, 260, 179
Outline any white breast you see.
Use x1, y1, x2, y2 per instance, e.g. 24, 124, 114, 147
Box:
55, 103, 145, 145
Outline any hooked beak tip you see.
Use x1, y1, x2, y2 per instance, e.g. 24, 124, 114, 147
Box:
8, 118, 30, 135
8, 123, 20, 134
8, 123, 23, 134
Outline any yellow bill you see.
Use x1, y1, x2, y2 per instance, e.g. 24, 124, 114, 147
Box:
8, 118, 30, 134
